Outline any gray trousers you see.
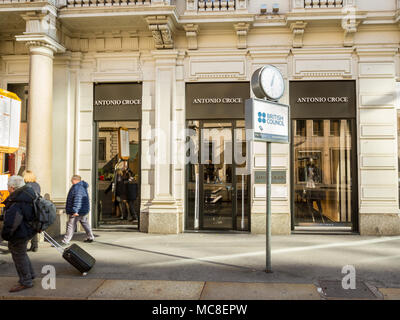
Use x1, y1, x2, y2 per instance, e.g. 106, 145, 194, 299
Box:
63, 214, 94, 243
30, 233, 39, 247
8, 237, 36, 287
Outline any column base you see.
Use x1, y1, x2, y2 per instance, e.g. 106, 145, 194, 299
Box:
359, 213, 400, 236
45, 208, 68, 238
140, 203, 183, 234
251, 212, 291, 235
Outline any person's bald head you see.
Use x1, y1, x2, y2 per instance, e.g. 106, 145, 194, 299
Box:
71, 175, 81, 185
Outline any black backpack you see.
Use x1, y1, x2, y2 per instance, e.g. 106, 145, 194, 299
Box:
23, 190, 57, 233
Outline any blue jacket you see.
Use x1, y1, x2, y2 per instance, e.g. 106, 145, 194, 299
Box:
1, 185, 37, 242
66, 181, 90, 216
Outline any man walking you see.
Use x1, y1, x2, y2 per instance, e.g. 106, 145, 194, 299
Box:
1, 175, 37, 292
62, 175, 94, 245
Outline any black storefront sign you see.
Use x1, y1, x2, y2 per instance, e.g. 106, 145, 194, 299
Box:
289, 80, 356, 119
94, 82, 142, 121
186, 82, 250, 119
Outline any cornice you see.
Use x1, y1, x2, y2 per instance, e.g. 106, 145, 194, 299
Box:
355, 46, 399, 56
291, 47, 355, 55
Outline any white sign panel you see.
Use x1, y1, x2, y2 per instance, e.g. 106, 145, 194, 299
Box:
119, 127, 130, 160
245, 98, 289, 143
0, 89, 21, 150
0, 175, 8, 191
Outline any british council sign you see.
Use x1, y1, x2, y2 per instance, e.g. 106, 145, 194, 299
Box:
245, 98, 289, 143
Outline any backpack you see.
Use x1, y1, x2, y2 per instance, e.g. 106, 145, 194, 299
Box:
23, 190, 57, 233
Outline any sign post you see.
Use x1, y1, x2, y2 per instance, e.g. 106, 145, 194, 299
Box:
246, 65, 289, 273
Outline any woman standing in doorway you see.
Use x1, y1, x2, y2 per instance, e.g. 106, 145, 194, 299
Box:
22, 170, 41, 252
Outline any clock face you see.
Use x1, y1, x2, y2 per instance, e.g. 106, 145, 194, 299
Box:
259, 65, 284, 100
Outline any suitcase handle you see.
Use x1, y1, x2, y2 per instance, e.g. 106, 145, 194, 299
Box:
43, 231, 65, 254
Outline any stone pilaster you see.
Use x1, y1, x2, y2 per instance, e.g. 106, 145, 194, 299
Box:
357, 47, 400, 235
142, 50, 183, 234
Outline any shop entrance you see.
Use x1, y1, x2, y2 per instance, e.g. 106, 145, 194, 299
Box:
186, 120, 250, 231
95, 121, 140, 228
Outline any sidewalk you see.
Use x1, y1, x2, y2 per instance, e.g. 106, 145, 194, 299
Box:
1, 231, 400, 300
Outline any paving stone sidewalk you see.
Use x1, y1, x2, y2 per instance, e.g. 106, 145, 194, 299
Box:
1, 276, 400, 300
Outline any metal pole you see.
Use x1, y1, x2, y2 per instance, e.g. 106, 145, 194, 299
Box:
266, 141, 272, 273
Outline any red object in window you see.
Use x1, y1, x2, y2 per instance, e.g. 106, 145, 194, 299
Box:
8, 154, 16, 176
99, 175, 104, 181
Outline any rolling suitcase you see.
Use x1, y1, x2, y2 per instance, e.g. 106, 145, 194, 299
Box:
43, 231, 96, 275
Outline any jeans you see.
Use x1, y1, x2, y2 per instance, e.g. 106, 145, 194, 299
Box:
8, 237, 36, 287
63, 214, 94, 243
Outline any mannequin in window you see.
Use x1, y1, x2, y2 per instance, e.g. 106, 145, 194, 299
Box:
305, 158, 324, 222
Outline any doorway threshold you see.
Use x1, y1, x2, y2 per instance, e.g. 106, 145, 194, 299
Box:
184, 230, 250, 234
95, 224, 139, 232
293, 226, 357, 235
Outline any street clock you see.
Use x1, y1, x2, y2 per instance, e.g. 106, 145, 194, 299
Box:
251, 65, 285, 101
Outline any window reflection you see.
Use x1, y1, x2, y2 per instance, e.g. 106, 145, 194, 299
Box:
293, 119, 353, 226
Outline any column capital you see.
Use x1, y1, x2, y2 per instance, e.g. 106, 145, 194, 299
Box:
15, 34, 66, 55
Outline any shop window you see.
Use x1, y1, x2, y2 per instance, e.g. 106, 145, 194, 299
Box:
330, 120, 340, 136
98, 138, 106, 161
313, 120, 324, 136
296, 120, 306, 136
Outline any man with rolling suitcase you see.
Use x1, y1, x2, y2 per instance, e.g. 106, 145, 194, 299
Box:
62, 175, 94, 245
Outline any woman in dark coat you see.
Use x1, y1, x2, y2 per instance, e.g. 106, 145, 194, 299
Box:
105, 169, 126, 219
22, 170, 41, 252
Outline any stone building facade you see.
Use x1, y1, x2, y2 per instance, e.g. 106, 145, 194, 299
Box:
1, 0, 400, 235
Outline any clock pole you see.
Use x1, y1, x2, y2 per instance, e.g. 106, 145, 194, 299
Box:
266, 139, 272, 273
247, 65, 288, 275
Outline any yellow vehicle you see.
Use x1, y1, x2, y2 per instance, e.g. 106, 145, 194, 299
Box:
0, 88, 21, 211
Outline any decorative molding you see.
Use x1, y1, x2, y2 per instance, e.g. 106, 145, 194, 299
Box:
290, 21, 307, 48
342, 6, 359, 47
233, 22, 250, 49
183, 24, 199, 50
146, 16, 174, 49
15, 34, 65, 54
188, 55, 247, 81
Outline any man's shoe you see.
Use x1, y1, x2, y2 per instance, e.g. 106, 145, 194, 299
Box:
9, 284, 33, 293
84, 239, 94, 243
61, 240, 70, 246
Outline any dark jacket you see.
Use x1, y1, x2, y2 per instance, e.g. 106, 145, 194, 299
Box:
105, 175, 126, 201
66, 181, 90, 216
26, 182, 41, 195
126, 182, 138, 201
1, 185, 37, 242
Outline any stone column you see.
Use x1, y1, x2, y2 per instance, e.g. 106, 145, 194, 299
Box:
16, 10, 65, 198
25, 42, 55, 197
